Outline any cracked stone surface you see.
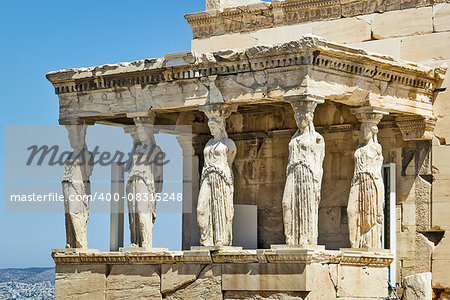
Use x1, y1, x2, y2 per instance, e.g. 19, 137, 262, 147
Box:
163, 265, 222, 300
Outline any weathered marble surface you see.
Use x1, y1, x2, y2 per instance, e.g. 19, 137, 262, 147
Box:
55, 264, 106, 300
347, 108, 386, 249
106, 265, 161, 300
282, 100, 325, 246
197, 104, 236, 246
403, 272, 432, 300
61, 125, 93, 249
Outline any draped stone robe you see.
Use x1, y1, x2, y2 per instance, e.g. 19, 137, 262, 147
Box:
282, 130, 325, 246
348, 142, 384, 248
62, 148, 93, 248
197, 138, 236, 246
126, 144, 163, 248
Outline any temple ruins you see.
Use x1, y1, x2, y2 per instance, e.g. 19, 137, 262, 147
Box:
46, 0, 450, 298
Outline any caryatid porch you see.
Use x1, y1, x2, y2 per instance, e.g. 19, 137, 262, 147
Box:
47, 36, 445, 299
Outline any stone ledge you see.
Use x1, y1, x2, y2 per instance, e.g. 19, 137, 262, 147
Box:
52, 249, 394, 267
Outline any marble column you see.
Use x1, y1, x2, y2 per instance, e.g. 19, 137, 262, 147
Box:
125, 114, 163, 249
282, 98, 325, 246
176, 134, 201, 250
62, 124, 93, 249
197, 104, 237, 247
347, 107, 387, 249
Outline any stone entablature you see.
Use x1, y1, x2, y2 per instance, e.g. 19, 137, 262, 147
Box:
46, 36, 445, 125
185, 0, 438, 40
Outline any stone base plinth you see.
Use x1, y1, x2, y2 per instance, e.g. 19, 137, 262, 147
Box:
52, 249, 393, 299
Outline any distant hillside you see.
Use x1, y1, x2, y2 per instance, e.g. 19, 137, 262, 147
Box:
0, 268, 54, 299
0, 267, 54, 284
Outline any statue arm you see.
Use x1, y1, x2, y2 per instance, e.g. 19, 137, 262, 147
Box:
318, 137, 325, 185
373, 144, 384, 180
226, 139, 237, 165
312, 135, 325, 185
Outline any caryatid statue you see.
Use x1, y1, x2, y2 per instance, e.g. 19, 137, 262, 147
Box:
347, 108, 386, 249
62, 124, 94, 249
197, 104, 237, 247
282, 99, 325, 246
126, 116, 163, 249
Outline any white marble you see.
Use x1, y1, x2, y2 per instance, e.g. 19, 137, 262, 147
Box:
197, 105, 236, 247
347, 108, 386, 249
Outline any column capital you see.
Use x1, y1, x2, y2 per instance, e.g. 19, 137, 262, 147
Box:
284, 94, 325, 106
126, 111, 156, 123
351, 107, 389, 125
64, 124, 88, 150
199, 103, 237, 120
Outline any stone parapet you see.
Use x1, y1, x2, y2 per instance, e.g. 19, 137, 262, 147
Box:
53, 249, 393, 299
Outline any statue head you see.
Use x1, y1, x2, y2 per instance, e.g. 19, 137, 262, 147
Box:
207, 117, 227, 139
295, 111, 314, 130
201, 103, 232, 140
361, 122, 378, 143
290, 100, 317, 132
65, 125, 87, 150
353, 110, 385, 144
130, 115, 156, 147
136, 125, 154, 146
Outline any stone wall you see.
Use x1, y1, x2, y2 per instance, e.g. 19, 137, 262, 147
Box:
191, 4, 450, 57
53, 249, 392, 300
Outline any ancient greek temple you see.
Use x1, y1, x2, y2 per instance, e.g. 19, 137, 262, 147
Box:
46, 0, 450, 299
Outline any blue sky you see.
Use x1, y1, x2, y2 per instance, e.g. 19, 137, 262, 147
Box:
0, 0, 205, 268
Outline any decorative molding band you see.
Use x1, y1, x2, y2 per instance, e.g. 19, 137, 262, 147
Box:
52, 248, 394, 267
395, 115, 437, 141
185, 0, 434, 39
